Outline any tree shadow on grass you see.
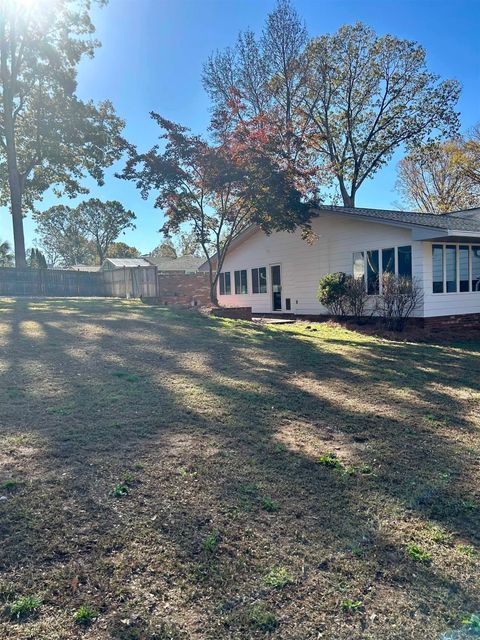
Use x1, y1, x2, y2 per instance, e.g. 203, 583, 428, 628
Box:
0, 298, 479, 639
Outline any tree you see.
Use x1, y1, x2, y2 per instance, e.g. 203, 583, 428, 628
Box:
75, 199, 136, 264
203, 0, 313, 182
303, 23, 460, 207
106, 242, 141, 259
120, 114, 310, 304
0, 239, 13, 267
0, 0, 126, 267
150, 240, 177, 259
34, 204, 95, 267
204, 5, 461, 207
27, 247, 47, 268
175, 230, 203, 257
396, 140, 480, 213
456, 123, 480, 189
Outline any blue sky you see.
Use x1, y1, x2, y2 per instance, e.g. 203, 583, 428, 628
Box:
2, 0, 479, 254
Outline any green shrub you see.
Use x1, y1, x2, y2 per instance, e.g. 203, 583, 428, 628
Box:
317, 272, 348, 316
9, 595, 41, 620
264, 567, 294, 588
462, 613, 480, 633
112, 482, 129, 497
73, 604, 98, 626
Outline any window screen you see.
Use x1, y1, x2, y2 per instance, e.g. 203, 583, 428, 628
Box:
252, 267, 267, 294
398, 246, 412, 279
366, 250, 379, 294
432, 245, 444, 293
234, 270, 247, 294
459, 246, 470, 292
382, 248, 395, 274
445, 245, 457, 293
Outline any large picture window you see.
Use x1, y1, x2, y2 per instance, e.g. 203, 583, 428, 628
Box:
234, 269, 248, 294
219, 272, 231, 296
353, 244, 412, 295
432, 243, 480, 294
252, 267, 267, 294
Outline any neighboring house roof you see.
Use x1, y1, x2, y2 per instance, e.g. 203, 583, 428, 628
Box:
145, 255, 204, 271
69, 264, 102, 272
103, 258, 151, 268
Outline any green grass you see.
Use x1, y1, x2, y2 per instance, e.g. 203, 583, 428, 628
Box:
9, 596, 41, 620
0, 298, 478, 639
73, 604, 98, 626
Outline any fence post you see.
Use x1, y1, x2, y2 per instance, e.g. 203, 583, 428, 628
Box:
124, 266, 128, 298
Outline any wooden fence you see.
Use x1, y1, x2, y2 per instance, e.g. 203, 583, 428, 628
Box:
0, 266, 158, 299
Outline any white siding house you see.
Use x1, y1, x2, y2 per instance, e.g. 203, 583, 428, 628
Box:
214, 206, 480, 319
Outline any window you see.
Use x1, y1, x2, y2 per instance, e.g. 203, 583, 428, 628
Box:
398, 246, 412, 279
366, 250, 379, 294
445, 245, 457, 292
459, 246, 470, 292
353, 251, 365, 280
472, 246, 480, 292
382, 248, 395, 274
218, 272, 231, 296
234, 269, 248, 294
252, 267, 267, 294
432, 245, 444, 293
285, 298, 291, 310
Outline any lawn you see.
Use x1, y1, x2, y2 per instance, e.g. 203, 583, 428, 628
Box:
0, 298, 479, 640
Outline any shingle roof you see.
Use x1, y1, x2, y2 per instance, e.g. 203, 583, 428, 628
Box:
145, 255, 204, 271
315, 205, 480, 232
104, 258, 151, 267
69, 264, 102, 272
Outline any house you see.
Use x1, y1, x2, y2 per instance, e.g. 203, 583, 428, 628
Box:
215, 205, 480, 323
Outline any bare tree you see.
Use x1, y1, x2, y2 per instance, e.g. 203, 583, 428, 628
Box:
396, 140, 480, 213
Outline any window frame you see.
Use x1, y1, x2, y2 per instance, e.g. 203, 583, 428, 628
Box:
352, 244, 412, 296
251, 266, 267, 294
234, 269, 248, 295
218, 271, 231, 296
431, 242, 480, 294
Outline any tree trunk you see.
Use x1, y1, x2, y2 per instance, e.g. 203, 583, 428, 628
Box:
208, 261, 218, 306
1, 50, 26, 267
338, 176, 355, 208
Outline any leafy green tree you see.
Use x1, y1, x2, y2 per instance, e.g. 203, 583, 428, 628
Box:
34, 204, 95, 267
456, 123, 480, 189
396, 140, 480, 213
0, 239, 14, 267
0, 0, 126, 267
175, 230, 204, 257
150, 240, 177, 259
75, 199, 136, 264
120, 114, 310, 304
106, 242, 141, 259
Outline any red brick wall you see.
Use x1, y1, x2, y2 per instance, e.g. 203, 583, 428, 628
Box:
210, 306, 252, 320
157, 272, 211, 307
423, 313, 480, 331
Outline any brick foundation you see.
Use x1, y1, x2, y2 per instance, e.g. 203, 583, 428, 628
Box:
157, 272, 211, 307
210, 307, 252, 321
422, 312, 480, 331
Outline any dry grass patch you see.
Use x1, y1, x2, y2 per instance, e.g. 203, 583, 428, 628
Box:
0, 298, 478, 639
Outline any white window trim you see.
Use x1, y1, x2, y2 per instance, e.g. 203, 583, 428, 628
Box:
354, 244, 412, 296
432, 242, 480, 295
